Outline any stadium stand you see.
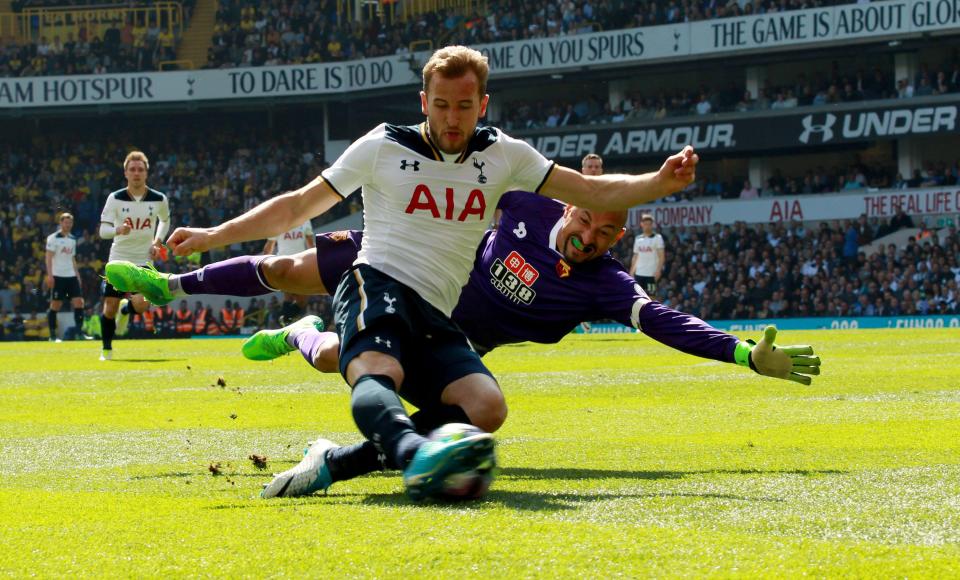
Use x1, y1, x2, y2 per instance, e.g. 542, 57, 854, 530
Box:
499, 61, 960, 132
610, 218, 960, 321
0, 119, 349, 338
3, 0, 867, 74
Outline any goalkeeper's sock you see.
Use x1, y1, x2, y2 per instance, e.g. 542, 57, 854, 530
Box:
47, 309, 57, 338
289, 326, 337, 368
410, 405, 472, 434
178, 256, 276, 297
351, 374, 425, 470
325, 441, 385, 483
73, 307, 83, 330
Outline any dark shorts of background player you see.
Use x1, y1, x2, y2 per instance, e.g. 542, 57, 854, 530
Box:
634, 275, 657, 295
50, 276, 82, 301
101, 264, 149, 299
333, 263, 493, 411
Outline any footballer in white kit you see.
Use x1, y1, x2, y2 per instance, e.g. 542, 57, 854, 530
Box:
263, 220, 316, 323
97, 151, 170, 360
45, 212, 85, 340
630, 214, 665, 295
159, 46, 699, 501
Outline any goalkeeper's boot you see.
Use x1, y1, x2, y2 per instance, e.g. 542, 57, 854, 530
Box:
105, 261, 175, 306
403, 428, 496, 501
241, 315, 325, 361
261, 438, 337, 498
115, 299, 130, 337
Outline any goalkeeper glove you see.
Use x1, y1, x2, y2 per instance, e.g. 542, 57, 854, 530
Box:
734, 325, 821, 385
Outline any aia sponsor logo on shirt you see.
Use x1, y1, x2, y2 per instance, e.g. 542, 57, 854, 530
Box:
489, 250, 538, 305
404, 184, 486, 222
123, 217, 154, 230
283, 231, 303, 240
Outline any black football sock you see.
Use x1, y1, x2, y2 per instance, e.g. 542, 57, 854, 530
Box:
73, 307, 83, 330
101, 315, 115, 350
409, 405, 472, 434
47, 309, 57, 338
325, 441, 386, 483
350, 374, 426, 470
120, 301, 132, 315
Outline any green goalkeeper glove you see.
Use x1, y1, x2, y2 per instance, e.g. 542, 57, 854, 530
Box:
734, 326, 821, 385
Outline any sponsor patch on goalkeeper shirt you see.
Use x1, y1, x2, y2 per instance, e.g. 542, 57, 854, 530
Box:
489, 251, 538, 305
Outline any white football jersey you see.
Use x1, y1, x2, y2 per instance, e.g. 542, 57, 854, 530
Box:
321, 122, 554, 316
45, 231, 78, 277
100, 187, 171, 265
269, 221, 314, 256
632, 233, 665, 276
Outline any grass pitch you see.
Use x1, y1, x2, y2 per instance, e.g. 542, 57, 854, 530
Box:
1, 329, 958, 577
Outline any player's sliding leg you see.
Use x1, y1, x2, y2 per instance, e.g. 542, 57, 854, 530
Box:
262, 394, 493, 498
242, 314, 339, 370
240, 315, 332, 361
106, 250, 328, 306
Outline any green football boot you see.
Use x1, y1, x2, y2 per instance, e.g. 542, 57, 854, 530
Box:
403, 428, 496, 501
241, 315, 325, 361
105, 261, 175, 306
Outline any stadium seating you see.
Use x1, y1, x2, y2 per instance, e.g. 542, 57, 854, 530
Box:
3, 0, 867, 75
612, 219, 960, 320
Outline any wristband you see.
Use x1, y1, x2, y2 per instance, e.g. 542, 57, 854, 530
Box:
734, 341, 752, 368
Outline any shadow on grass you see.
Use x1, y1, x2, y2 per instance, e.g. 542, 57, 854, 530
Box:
110, 358, 186, 363
202, 467, 844, 511
500, 467, 845, 480
205, 488, 786, 512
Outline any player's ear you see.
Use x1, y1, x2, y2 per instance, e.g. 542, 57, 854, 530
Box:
479, 94, 489, 118
420, 91, 428, 116
616, 228, 626, 242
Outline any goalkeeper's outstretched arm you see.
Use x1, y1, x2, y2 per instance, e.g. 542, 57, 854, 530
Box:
635, 302, 821, 385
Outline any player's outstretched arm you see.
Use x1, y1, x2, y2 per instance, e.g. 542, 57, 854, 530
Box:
167, 177, 340, 256
635, 302, 820, 385
739, 326, 821, 386
541, 146, 699, 210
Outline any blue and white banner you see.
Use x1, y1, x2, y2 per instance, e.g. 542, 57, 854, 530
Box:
578, 315, 960, 334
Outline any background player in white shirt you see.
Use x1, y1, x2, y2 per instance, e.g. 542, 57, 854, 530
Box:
262, 220, 315, 324
151, 46, 698, 500
630, 214, 665, 295
44, 212, 84, 341
98, 151, 170, 360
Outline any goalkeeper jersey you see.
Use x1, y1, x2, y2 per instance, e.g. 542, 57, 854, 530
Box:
315, 192, 740, 361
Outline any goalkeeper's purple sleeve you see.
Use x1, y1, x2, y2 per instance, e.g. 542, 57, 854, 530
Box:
636, 301, 739, 363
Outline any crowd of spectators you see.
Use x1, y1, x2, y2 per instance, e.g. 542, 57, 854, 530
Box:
3, 0, 865, 75
634, 158, 960, 204
1, 0, 194, 76
206, 0, 864, 69
0, 122, 356, 339
608, 215, 960, 321
500, 59, 960, 132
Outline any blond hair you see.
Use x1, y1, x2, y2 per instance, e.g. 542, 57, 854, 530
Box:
582, 153, 602, 165
59, 212, 74, 221
422, 45, 489, 97
123, 150, 150, 171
